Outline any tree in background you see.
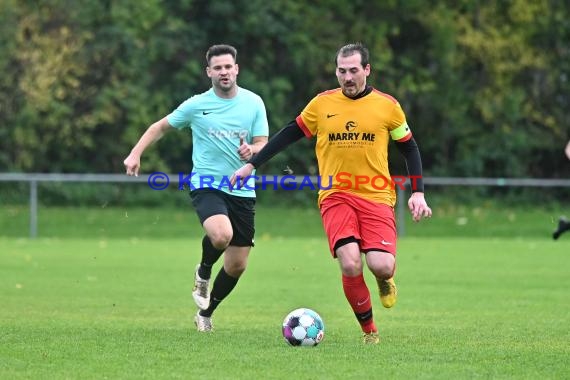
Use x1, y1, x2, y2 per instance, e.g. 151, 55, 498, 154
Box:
1, 0, 568, 182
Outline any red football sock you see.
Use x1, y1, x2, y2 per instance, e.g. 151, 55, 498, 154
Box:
342, 273, 377, 333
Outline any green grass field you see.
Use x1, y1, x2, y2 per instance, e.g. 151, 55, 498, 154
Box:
1, 207, 569, 379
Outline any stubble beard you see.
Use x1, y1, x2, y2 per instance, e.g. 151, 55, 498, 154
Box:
342, 86, 357, 97
216, 78, 235, 94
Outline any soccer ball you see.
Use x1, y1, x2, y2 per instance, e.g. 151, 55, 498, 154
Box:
282, 308, 325, 346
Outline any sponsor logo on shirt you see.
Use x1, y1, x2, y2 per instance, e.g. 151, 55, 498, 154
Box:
207, 129, 249, 139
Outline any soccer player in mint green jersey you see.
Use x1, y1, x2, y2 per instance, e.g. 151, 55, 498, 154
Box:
124, 45, 269, 332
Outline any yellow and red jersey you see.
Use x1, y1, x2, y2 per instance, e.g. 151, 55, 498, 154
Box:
296, 87, 412, 207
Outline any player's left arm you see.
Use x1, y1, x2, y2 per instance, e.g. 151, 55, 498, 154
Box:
394, 137, 432, 222
248, 96, 270, 157
388, 102, 431, 222
394, 137, 423, 193
388, 103, 424, 193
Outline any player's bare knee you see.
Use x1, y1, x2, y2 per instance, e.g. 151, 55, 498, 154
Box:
372, 261, 395, 279
339, 259, 363, 276
209, 233, 232, 250
211, 238, 230, 250
225, 262, 246, 277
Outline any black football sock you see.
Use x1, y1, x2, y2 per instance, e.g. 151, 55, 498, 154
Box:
199, 267, 239, 318
198, 235, 225, 279
553, 217, 570, 240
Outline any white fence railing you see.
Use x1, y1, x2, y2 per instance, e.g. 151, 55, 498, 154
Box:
1, 173, 569, 238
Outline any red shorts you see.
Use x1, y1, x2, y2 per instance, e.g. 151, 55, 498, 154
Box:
320, 192, 397, 257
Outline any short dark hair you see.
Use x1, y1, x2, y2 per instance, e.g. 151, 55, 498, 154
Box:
206, 44, 237, 65
335, 43, 369, 67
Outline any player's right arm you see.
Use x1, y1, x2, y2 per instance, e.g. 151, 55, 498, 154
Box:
230, 120, 305, 187
124, 117, 172, 176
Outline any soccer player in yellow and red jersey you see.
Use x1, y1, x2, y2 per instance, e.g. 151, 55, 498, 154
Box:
231, 43, 432, 344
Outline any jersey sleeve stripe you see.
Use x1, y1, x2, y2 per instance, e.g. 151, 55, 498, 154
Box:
296, 115, 313, 138
372, 89, 398, 103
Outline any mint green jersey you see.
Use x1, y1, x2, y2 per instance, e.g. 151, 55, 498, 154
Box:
167, 87, 268, 197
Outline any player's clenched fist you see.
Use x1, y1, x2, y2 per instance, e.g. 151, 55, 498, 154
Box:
123, 153, 141, 177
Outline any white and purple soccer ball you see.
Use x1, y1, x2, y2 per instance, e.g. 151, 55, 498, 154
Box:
282, 308, 325, 347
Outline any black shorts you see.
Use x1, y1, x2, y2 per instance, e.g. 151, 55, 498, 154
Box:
190, 188, 256, 247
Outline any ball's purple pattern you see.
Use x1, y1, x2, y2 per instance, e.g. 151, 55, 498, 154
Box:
281, 308, 325, 347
